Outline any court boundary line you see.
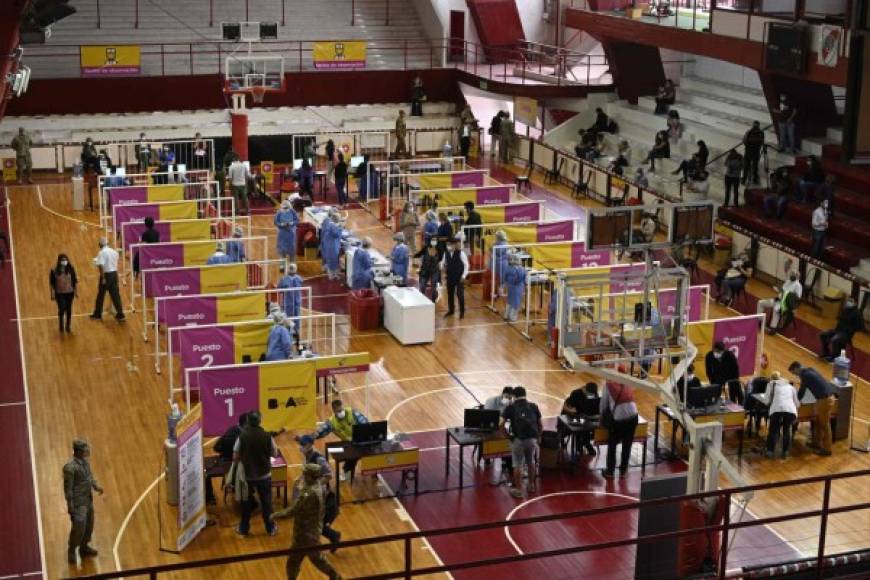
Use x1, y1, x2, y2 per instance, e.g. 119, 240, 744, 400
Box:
6, 192, 47, 578
36, 184, 100, 228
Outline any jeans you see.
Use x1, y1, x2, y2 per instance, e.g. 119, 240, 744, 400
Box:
724, 176, 740, 207
446, 280, 465, 315
93, 271, 124, 319
231, 185, 249, 214
419, 272, 439, 301
335, 178, 347, 205
605, 415, 638, 473
778, 121, 795, 152
56, 292, 74, 331
239, 478, 275, 535
766, 411, 795, 455
811, 229, 826, 259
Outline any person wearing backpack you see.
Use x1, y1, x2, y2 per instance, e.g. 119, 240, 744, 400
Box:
600, 379, 638, 479
500, 386, 543, 498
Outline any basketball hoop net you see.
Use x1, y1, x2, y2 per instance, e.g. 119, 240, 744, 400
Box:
250, 86, 267, 104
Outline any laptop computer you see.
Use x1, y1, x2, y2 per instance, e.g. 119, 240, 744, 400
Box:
463, 408, 500, 432
352, 421, 388, 446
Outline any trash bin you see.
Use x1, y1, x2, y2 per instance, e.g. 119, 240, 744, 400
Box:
468, 253, 484, 285
296, 222, 316, 257
821, 287, 845, 321
348, 289, 381, 330
539, 430, 560, 469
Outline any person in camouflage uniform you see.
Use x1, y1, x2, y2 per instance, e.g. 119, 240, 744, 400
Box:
275, 464, 342, 580
394, 110, 408, 158
63, 439, 104, 564
11, 127, 33, 184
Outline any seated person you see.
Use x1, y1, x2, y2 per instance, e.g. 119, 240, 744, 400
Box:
588, 107, 609, 135
763, 168, 791, 219
608, 156, 627, 177
685, 170, 710, 200
666, 110, 683, 144
798, 155, 826, 203
675, 364, 702, 402
635, 212, 657, 243
654, 79, 676, 115
645, 131, 670, 171
560, 382, 599, 456
574, 129, 596, 159
757, 270, 802, 334
820, 297, 864, 361
617, 140, 632, 165
589, 133, 607, 161
310, 399, 369, 481
672, 153, 700, 182
715, 252, 751, 306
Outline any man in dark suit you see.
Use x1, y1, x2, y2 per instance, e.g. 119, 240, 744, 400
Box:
705, 341, 742, 404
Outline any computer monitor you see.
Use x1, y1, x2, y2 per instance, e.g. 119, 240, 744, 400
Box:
176, 163, 186, 174
352, 421, 388, 445
687, 384, 722, 409
463, 408, 500, 431
350, 155, 364, 169
293, 159, 303, 170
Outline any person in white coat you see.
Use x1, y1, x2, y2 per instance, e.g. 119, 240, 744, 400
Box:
763, 371, 800, 459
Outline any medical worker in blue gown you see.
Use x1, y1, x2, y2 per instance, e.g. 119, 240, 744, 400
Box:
274, 199, 299, 264
277, 263, 304, 319
390, 232, 410, 285
351, 237, 375, 290
502, 254, 526, 322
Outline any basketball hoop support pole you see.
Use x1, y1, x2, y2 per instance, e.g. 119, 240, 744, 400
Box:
231, 110, 249, 161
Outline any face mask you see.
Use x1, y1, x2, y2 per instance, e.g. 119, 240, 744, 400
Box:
336, 410, 346, 420
714, 352, 722, 359
501, 397, 511, 405
60, 260, 68, 266
686, 374, 694, 381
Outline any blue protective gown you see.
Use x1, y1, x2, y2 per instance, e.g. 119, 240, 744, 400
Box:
493, 242, 509, 285
390, 243, 409, 283
503, 264, 527, 310
206, 252, 232, 265
351, 248, 374, 290
225, 239, 246, 262
274, 208, 299, 257
423, 220, 439, 247
277, 273, 304, 318
265, 324, 293, 361
547, 288, 558, 335
320, 220, 342, 273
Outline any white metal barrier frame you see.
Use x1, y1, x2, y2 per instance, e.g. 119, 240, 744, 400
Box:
167, 313, 337, 397
367, 157, 468, 217
112, 196, 237, 252
109, 137, 216, 174
388, 168, 493, 216
152, 286, 314, 372
412, 184, 523, 214
97, 168, 211, 193
128, 234, 268, 307
118, 214, 252, 261
100, 179, 220, 232
141, 258, 284, 339
461, 218, 585, 273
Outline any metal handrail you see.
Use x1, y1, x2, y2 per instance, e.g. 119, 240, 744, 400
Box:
68, 468, 870, 579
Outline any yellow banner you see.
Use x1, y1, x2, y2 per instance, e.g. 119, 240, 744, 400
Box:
483, 223, 538, 247
258, 360, 317, 432
200, 264, 247, 294
216, 293, 264, 323
314, 352, 371, 377
2, 158, 16, 181
418, 174, 452, 190
159, 201, 198, 221
233, 323, 272, 363
686, 321, 715, 381
147, 184, 185, 202
80, 45, 141, 77
313, 41, 366, 70
169, 220, 212, 243
530, 243, 572, 270
359, 448, 420, 475
182, 240, 219, 266
475, 206, 508, 224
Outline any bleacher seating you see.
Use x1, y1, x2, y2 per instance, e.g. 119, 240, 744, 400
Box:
25, 0, 431, 78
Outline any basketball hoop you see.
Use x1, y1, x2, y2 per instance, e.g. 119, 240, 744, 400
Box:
250, 86, 267, 104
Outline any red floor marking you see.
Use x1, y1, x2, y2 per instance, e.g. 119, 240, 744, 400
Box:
0, 195, 43, 577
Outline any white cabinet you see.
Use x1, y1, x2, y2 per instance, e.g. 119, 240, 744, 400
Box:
383, 286, 435, 345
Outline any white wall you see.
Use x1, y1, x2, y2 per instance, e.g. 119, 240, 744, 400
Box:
517, 0, 553, 44
686, 55, 762, 89
416, 0, 482, 48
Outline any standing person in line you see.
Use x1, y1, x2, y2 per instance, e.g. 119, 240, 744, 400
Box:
788, 362, 837, 456
811, 199, 829, 259
488, 111, 504, 159
600, 378, 638, 479
275, 200, 299, 265
416, 241, 440, 301
334, 153, 348, 207
394, 110, 408, 157
50, 253, 78, 334
399, 201, 419, 256
500, 386, 542, 498
227, 154, 251, 216
281, 464, 343, 580
64, 439, 104, 564
233, 411, 279, 536
193, 132, 208, 170
776, 95, 797, 154
723, 149, 743, 207
132, 216, 160, 278
763, 372, 799, 459
742, 121, 765, 185
441, 237, 468, 319
135, 132, 151, 173
435, 212, 453, 260
11, 127, 34, 184
499, 113, 516, 165
90, 237, 125, 322
463, 201, 482, 254
278, 263, 304, 319
324, 140, 336, 184
422, 210, 439, 249
389, 233, 410, 285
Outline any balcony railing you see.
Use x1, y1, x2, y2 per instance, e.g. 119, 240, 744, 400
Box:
68, 468, 870, 579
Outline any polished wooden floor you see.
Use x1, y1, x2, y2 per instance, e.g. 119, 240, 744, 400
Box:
7, 169, 869, 580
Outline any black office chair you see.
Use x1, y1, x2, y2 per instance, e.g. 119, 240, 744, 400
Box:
515, 164, 532, 192
545, 157, 565, 185
803, 268, 820, 309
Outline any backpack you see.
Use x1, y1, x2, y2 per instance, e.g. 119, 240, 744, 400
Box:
511, 400, 539, 439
